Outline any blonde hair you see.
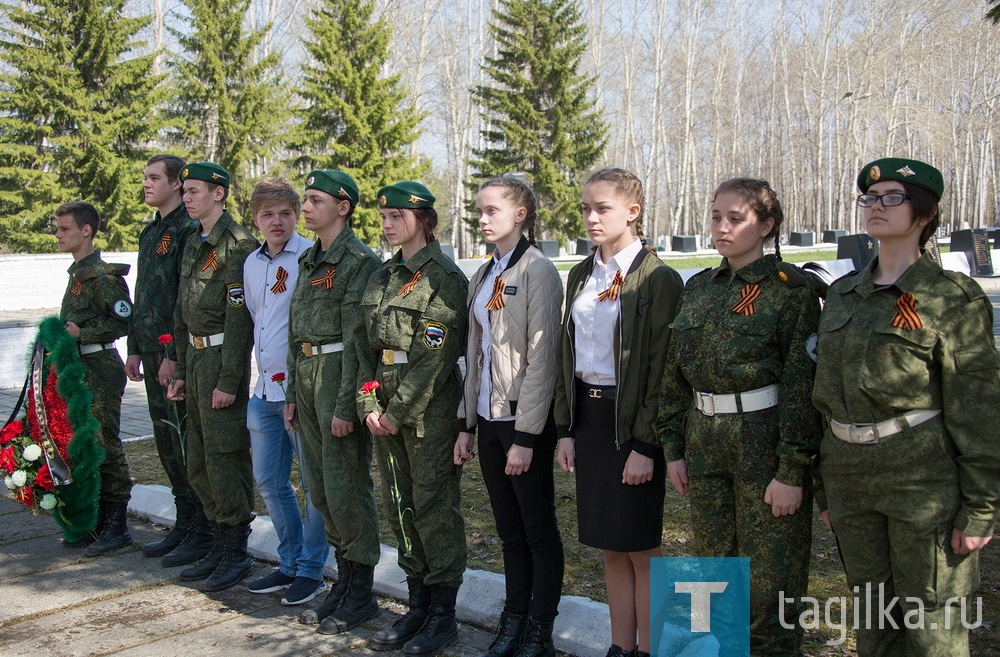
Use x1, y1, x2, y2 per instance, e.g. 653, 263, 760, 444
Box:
250, 177, 301, 217
585, 168, 650, 247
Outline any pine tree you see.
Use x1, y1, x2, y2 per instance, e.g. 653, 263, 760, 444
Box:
990, 1, 1000, 24
0, 0, 164, 252
288, 0, 424, 246
168, 0, 286, 221
470, 0, 606, 241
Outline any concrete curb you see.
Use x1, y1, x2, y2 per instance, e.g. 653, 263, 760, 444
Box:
129, 484, 611, 657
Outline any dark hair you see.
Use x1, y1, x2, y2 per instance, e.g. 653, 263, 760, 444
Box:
206, 181, 229, 203
585, 168, 653, 250
250, 177, 301, 217
479, 175, 539, 245
900, 181, 940, 247
54, 201, 101, 235
413, 208, 438, 244
146, 154, 186, 185
712, 178, 785, 259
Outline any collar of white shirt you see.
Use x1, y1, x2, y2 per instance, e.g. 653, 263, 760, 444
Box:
595, 236, 644, 273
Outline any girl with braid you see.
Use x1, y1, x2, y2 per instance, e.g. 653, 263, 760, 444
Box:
454, 176, 565, 657
656, 178, 822, 656
554, 169, 683, 657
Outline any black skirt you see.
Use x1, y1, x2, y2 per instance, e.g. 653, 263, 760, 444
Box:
574, 381, 666, 552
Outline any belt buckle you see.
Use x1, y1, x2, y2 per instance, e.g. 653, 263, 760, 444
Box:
588, 388, 602, 399
193, 336, 205, 350
852, 423, 879, 444
382, 349, 394, 365
302, 342, 313, 357
697, 392, 715, 416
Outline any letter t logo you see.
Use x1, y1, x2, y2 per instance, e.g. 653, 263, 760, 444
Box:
675, 581, 729, 632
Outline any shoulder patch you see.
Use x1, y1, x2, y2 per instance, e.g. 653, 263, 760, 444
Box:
227, 283, 245, 307
423, 321, 447, 349
113, 299, 133, 318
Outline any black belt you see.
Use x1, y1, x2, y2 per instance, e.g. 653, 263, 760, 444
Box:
577, 380, 616, 400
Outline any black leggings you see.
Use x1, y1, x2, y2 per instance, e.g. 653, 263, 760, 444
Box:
477, 415, 564, 621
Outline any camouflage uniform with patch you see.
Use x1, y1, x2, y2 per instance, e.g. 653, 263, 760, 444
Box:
287, 226, 381, 567
657, 255, 822, 656
358, 240, 469, 588
812, 252, 1000, 656
174, 211, 258, 527
128, 204, 201, 505
61, 251, 133, 503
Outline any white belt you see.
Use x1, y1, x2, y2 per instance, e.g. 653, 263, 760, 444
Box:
79, 342, 116, 355
301, 341, 344, 357
189, 332, 225, 349
830, 409, 941, 445
381, 349, 408, 365
694, 384, 779, 416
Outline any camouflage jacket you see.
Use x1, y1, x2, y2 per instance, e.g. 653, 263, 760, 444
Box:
656, 255, 823, 486
61, 250, 132, 346
286, 226, 380, 413
173, 211, 259, 395
357, 240, 468, 430
812, 252, 1000, 536
128, 204, 200, 358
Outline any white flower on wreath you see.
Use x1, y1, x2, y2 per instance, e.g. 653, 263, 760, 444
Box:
39, 493, 57, 510
3, 475, 12, 489
11, 470, 27, 487
23, 444, 42, 462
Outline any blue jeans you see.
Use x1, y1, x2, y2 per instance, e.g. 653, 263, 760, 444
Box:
247, 396, 329, 580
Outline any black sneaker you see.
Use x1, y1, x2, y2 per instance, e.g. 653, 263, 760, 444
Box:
247, 569, 296, 594
282, 576, 326, 606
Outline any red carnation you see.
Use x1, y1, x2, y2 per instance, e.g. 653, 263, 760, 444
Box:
158, 333, 173, 347
0, 446, 16, 474
360, 380, 380, 395
0, 420, 22, 445
271, 372, 285, 383
15, 485, 34, 507
34, 463, 55, 491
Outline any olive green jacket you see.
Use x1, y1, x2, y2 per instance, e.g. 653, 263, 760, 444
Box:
61, 251, 132, 346
554, 247, 683, 453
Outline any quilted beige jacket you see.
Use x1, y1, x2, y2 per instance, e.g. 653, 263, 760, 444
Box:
460, 237, 563, 446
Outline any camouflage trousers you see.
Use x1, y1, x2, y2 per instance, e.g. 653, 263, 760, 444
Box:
295, 352, 380, 566
140, 352, 197, 504
821, 418, 977, 657
374, 422, 466, 588
184, 346, 254, 526
83, 350, 131, 504
686, 408, 811, 657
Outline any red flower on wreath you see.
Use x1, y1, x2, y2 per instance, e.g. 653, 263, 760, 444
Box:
27, 367, 72, 463
34, 463, 55, 491
0, 446, 15, 474
15, 485, 34, 507
0, 420, 22, 445
158, 333, 173, 347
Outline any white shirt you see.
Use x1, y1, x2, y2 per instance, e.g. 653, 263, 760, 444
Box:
244, 232, 313, 401
571, 237, 644, 386
473, 248, 515, 420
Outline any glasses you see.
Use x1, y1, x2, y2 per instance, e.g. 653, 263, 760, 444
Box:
856, 193, 910, 208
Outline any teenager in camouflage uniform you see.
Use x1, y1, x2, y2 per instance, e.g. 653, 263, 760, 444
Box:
126, 154, 212, 566
812, 158, 1000, 656
359, 181, 469, 657
284, 170, 381, 632
54, 201, 134, 557
657, 179, 822, 656
167, 162, 259, 592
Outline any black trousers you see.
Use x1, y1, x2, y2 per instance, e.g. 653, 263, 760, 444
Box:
477, 415, 564, 621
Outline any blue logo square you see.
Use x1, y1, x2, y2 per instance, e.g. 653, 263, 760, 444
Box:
650, 557, 750, 657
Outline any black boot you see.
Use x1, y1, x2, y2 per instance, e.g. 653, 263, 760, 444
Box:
513, 619, 555, 657
300, 554, 351, 625
63, 501, 106, 547
202, 521, 253, 592
161, 500, 213, 567
402, 585, 459, 656
319, 561, 380, 634
370, 577, 431, 651
143, 496, 193, 557
480, 611, 527, 657
178, 523, 224, 582
84, 500, 134, 557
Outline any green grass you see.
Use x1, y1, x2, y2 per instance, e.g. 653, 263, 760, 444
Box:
123, 439, 998, 655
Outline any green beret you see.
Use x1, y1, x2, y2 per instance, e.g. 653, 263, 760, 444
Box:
857, 158, 943, 201
305, 170, 360, 207
180, 161, 231, 188
377, 181, 435, 210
